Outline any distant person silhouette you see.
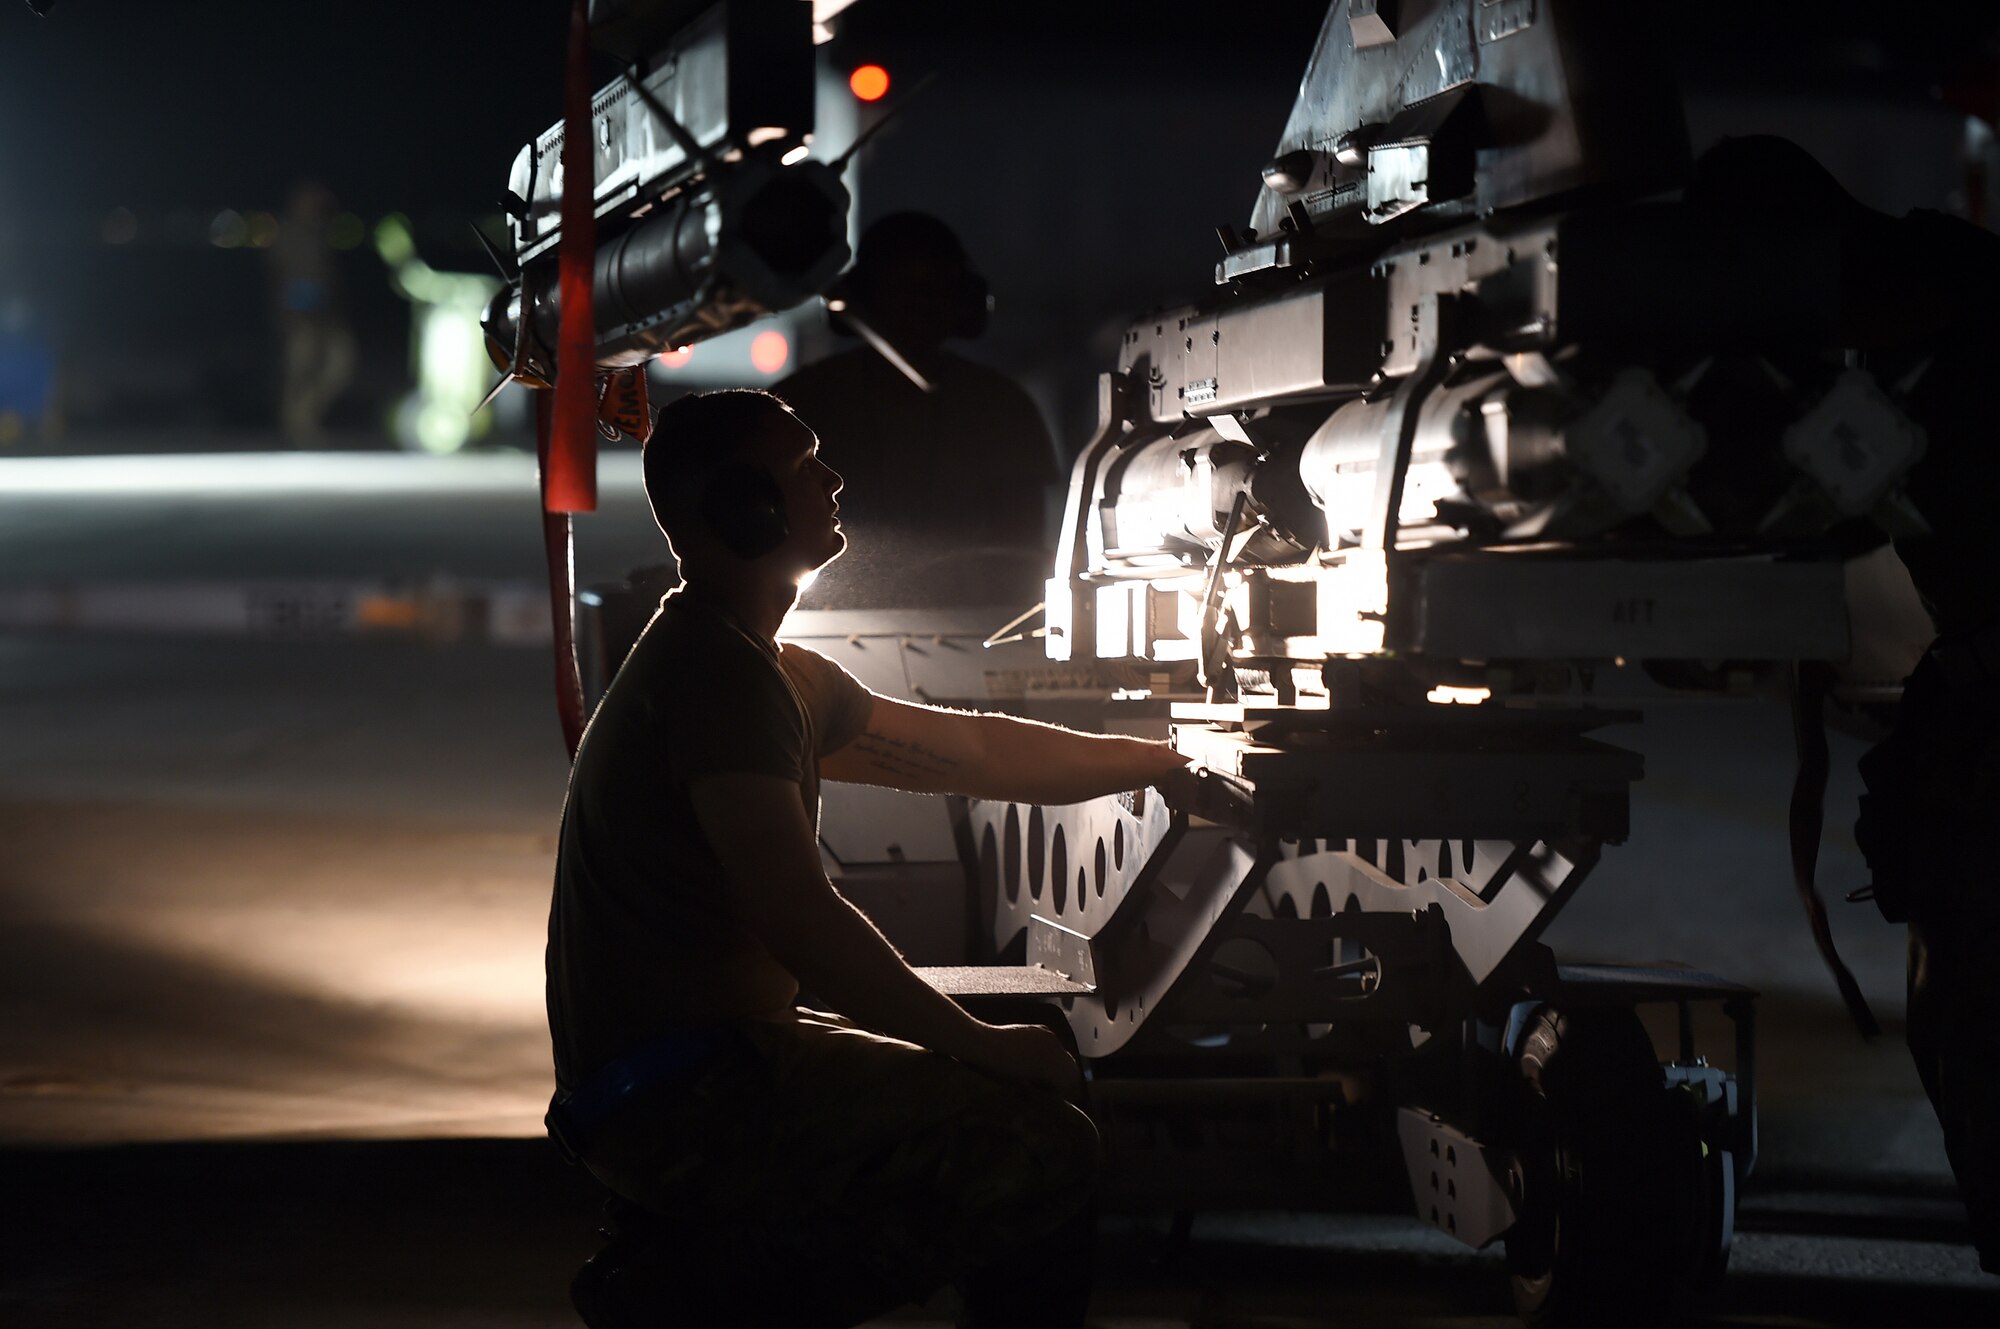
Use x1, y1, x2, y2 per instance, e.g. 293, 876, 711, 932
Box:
0, 296, 56, 446
776, 212, 1058, 610
268, 180, 356, 445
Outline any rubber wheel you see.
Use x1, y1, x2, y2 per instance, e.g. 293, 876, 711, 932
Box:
1504, 1006, 1718, 1328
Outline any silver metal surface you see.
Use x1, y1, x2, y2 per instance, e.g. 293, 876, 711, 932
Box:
914, 965, 1093, 998
507, 4, 813, 264
968, 701, 1633, 1056
1247, 1, 1682, 240
1262, 834, 1589, 993
1397, 1108, 1520, 1248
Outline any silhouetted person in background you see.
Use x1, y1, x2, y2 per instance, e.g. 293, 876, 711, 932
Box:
1686, 136, 2000, 1275
1849, 194, 2000, 1275
777, 212, 1058, 610
0, 295, 56, 446
268, 179, 355, 445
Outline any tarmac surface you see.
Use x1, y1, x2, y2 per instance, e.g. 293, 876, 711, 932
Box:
2, 447, 1995, 1326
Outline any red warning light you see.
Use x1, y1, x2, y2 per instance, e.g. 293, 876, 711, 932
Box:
655, 346, 693, 368
849, 64, 890, 102
750, 329, 790, 376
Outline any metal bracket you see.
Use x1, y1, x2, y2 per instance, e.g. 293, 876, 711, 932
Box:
1396, 1108, 1519, 1248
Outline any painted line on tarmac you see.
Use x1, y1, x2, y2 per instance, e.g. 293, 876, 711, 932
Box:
0, 449, 644, 496
0, 579, 554, 644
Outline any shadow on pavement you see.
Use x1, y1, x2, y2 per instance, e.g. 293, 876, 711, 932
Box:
7, 1140, 1998, 1329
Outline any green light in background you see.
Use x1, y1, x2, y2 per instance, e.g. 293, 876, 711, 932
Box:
208, 210, 247, 249
327, 212, 366, 251
374, 213, 416, 268
375, 214, 503, 454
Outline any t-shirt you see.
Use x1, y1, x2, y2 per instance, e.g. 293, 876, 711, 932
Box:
546, 592, 875, 1090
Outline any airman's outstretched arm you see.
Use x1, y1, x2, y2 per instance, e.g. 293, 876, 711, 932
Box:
820, 695, 1193, 805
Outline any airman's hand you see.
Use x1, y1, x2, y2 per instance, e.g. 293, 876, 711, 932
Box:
1157, 761, 1205, 813
963, 1022, 1081, 1098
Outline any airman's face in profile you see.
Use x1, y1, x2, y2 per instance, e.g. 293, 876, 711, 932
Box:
749, 411, 845, 574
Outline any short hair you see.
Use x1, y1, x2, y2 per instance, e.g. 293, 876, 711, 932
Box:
641, 388, 797, 543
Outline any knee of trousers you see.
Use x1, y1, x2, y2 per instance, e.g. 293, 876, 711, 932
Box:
1006, 1090, 1101, 1207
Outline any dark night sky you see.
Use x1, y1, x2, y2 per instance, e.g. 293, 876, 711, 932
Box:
0, 1, 1325, 225
0, 0, 563, 221
0, 0, 1331, 432
0, 1, 581, 430
2, 0, 1995, 222
0, 0, 1994, 436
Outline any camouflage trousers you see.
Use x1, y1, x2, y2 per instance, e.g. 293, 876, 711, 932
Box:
578, 1008, 1099, 1328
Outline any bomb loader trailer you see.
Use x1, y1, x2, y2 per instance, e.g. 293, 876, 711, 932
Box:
911, 0, 1921, 1314
902, 2, 1925, 1311
512, 2, 1932, 1322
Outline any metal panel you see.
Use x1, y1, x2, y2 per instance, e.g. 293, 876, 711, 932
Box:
1215, 288, 1327, 410
818, 783, 959, 865
916, 965, 1092, 998
510, 0, 814, 264
1264, 836, 1589, 990
1397, 1109, 1519, 1248
1247, 1, 1682, 239
1176, 723, 1638, 844
1400, 557, 1850, 661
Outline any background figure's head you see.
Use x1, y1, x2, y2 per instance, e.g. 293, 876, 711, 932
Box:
842, 211, 990, 358
643, 389, 844, 584
284, 178, 337, 223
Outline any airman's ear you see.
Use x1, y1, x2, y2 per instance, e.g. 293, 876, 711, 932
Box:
700, 464, 790, 560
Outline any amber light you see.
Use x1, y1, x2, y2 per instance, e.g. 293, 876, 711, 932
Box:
849, 64, 890, 102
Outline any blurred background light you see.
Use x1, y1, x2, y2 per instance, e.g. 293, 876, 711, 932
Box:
373, 214, 503, 453
326, 211, 366, 251
750, 329, 790, 375
246, 211, 279, 249
100, 206, 138, 245
849, 63, 889, 102
642, 315, 812, 389
207, 209, 246, 248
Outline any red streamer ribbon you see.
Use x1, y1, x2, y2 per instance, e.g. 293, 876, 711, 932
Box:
536, 391, 589, 759
547, 0, 599, 514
